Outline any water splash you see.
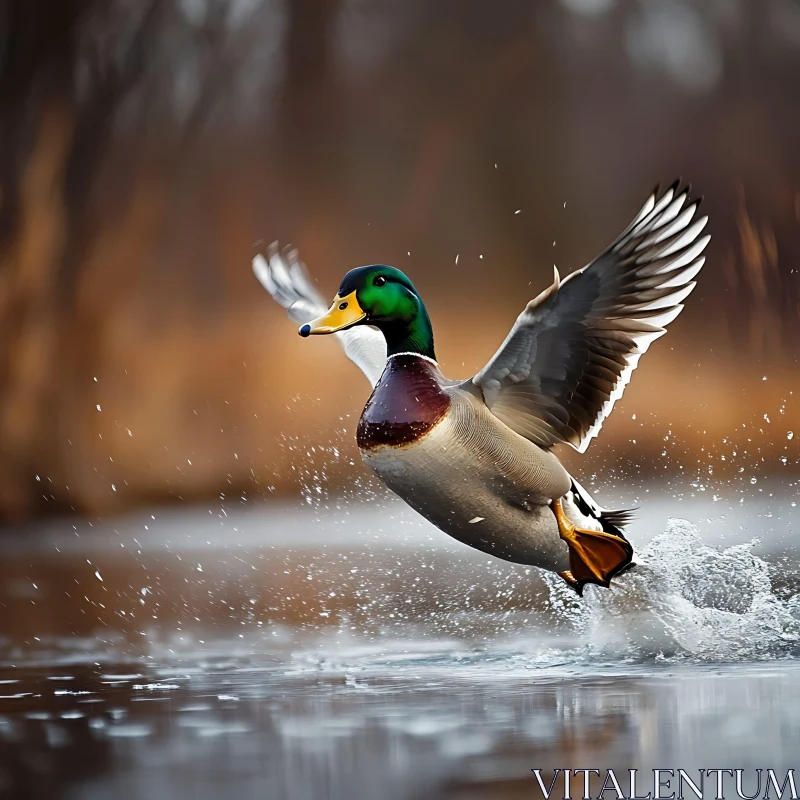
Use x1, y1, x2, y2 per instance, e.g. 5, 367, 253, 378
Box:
545, 519, 800, 662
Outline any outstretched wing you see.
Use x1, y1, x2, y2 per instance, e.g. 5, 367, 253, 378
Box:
472, 182, 710, 452
253, 244, 387, 386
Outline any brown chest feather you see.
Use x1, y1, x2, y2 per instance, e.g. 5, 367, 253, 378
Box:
357, 355, 451, 450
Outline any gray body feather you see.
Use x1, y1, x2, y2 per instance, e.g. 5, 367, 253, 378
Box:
360, 383, 573, 572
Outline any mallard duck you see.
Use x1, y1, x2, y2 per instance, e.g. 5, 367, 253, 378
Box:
254, 183, 709, 594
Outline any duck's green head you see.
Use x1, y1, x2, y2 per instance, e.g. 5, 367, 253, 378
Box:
299, 265, 435, 360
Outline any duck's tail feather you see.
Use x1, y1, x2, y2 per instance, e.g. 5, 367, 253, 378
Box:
568, 474, 637, 539
599, 507, 637, 530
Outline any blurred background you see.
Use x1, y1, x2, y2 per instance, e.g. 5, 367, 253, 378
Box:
0, 0, 798, 525
1, 3, 800, 798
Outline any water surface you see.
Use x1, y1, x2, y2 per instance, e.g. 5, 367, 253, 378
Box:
1, 490, 799, 799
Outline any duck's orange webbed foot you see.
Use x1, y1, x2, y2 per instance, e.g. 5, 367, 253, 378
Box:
552, 498, 633, 595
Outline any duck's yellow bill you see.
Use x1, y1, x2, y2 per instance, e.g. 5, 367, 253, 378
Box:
299, 290, 366, 336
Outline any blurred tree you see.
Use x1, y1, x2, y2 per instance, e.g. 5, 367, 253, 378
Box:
0, 0, 159, 518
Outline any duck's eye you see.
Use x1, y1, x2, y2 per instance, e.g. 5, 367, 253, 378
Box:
338, 301, 348, 310
374, 276, 387, 287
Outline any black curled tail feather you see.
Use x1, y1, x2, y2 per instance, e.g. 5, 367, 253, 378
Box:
599, 508, 636, 531
568, 476, 636, 541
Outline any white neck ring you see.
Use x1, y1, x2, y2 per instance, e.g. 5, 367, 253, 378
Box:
387, 351, 438, 366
